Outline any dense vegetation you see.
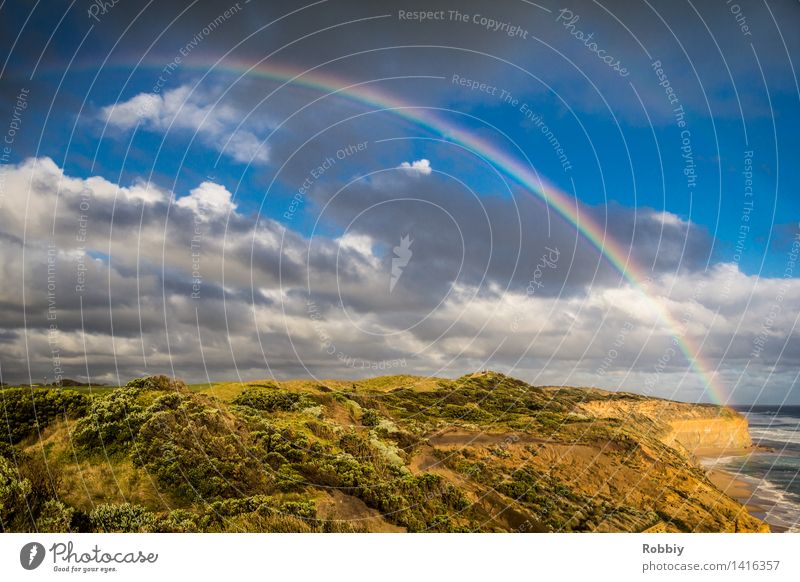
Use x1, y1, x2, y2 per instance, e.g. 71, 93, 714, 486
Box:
0, 372, 761, 533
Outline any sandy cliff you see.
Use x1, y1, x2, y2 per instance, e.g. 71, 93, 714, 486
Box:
572, 393, 767, 532
578, 397, 753, 453
664, 415, 752, 453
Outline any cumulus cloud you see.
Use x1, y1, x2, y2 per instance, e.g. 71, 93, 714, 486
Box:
397, 159, 432, 175
0, 158, 797, 404
648, 210, 685, 227
175, 181, 237, 215
101, 85, 269, 164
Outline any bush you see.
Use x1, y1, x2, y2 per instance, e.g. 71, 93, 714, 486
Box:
125, 375, 187, 392
0, 452, 75, 532
0, 440, 14, 459
274, 464, 306, 493
36, 499, 74, 532
232, 387, 305, 412
496, 467, 592, 531
0, 388, 88, 444
295, 439, 468, 532
197, 495, 318, 532
18, 452, 62, 518
0, 456, 32, 531
361, 408, 380, 427
253, 424, 309, 463
339, 430, 373, 460
133, 397, 267, 502
71, 389, 147, 455
441, 404, 491, 422
89, 503, 155, 532
152, 509, 199, 533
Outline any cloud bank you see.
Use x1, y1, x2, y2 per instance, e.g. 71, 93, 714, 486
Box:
0, 157, 797, 404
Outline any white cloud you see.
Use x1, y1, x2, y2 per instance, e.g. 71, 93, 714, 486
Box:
0, 158, 798, 404
397, 158, 432, 175
175, 181, 236, 215
648, 210, 686, 226
101, 85, 269, 164
336, 232, 374, 256
101, 92, 162, 129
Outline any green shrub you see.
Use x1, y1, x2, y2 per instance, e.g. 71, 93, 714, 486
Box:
361, 408, 380, 427
279, 500, 316, 521
133, 397, 267, 502
125, 375, 188, 392
153, 509, 199, 532
198, 495, 318, 532
207, 495, 273, 518
264, 451, 288, 469
89, 503, 155, 532
495, 467, 593, 531
0, 456, 32, 531
274, 464, 306, 493
36, 499, 74, 532
298, 453, 374, 490
253, 425, 309, 462
339, 430, 373, 460
441, 404, 491, 422
0, 440, 14, 459
18, 452, 62, 518
305, 419, 335, 440
0, 388, 88, 444
232, 387, 305, 412
71, 389, 147, 455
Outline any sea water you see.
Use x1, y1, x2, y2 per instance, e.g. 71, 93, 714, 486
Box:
708, 406, 800, 532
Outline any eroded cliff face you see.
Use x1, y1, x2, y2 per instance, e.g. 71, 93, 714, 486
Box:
664, 416, 752, 452
572, 394, 767, 532
578, 398, 753, 453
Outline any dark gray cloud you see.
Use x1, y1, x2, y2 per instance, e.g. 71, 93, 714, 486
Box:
0, 157, 797, 405
303, 164, 714, 303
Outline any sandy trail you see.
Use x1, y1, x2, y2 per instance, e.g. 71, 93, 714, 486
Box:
427, 429, 550, 447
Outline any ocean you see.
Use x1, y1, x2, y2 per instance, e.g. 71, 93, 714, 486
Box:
704, 406, 800, 532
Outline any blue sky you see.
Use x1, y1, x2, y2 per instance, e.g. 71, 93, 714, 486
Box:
11, 42, 799, 277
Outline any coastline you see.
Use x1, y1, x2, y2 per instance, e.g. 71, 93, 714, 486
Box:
697, 448, 784, 533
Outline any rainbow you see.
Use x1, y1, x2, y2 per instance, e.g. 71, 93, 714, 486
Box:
66, 57, 726, 403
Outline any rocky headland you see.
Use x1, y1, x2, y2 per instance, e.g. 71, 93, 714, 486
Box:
0, 371, 768, 532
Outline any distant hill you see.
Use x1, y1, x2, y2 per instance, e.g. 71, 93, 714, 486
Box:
0, 372, 767, 533
53, 378, 89, 387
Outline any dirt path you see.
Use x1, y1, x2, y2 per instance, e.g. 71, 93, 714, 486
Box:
427, 428, 550, 447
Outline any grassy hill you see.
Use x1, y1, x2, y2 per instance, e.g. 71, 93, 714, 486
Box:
0, 372, 767, 532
